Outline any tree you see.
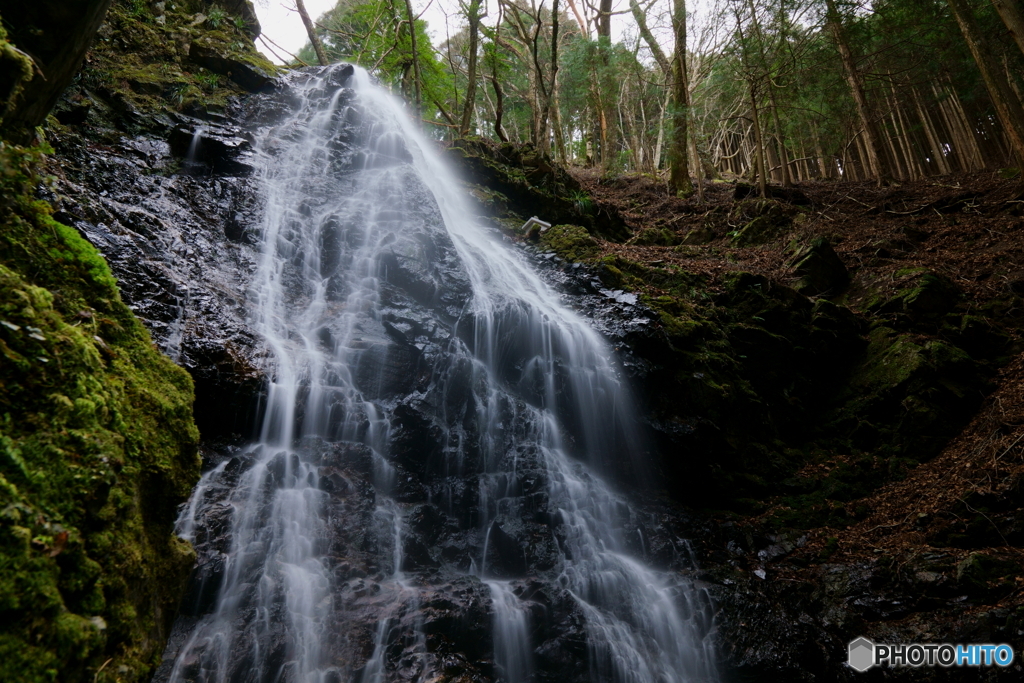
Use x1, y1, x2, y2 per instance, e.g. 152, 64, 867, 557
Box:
459, 0, 484, 134
300, 0, 453, 126
824, 0, 891, 184
991, 0, 1024, 58
946, 0, 1024, 163
296, 0, 329, 65
668, 0, 693, 195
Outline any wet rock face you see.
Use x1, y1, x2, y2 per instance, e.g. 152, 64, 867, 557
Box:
47, 115, 266, 441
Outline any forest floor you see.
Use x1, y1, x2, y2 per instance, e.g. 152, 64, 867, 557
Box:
573, 168, 1024, 305
573, 167, 1024, 624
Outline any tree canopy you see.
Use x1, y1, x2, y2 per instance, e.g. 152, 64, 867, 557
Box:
293, 0, 1024, 188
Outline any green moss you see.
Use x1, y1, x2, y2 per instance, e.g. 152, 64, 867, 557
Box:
849, 327, 925, 391
0, 139, 199, 682
539, 224, 600, 262
728, 198, 795, 247
632, 227, 679, 247
0, 20, 35, 127
73, 0, 281, 125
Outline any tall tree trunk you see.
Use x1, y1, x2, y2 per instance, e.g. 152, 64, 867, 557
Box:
632, 0, 673, 173
750, 82, 768, 196
947, 0, 1024, 164
459, 0, 482, 136
599, 0, 612, 37
490, 47, 508, 141
934, 87, 967, 170
913, 87, 950, 174
668, 0, 693, 195
403, 0, 422, 114
745, 0, 792, 186
631, 0, 672, 75
949, 83, 986, 167
813, 127, 830, 178
296, 0, 328, 66
544, 0, 561, 152
825, 0, 890, 184
552, 84, 568, 161
653, 88, 670, 169
597, 0, 617, 169
992, 0, 1024, 58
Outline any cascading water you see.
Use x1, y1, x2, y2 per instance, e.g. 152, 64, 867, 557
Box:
159, 65, 718, 683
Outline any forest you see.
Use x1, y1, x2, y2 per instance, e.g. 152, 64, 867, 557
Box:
282, 0, 1024, 193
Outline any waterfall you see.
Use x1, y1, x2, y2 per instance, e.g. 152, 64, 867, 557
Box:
160, 65, 718, 683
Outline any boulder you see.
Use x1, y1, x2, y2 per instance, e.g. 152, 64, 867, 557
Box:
188, 41, 274, 93
789, 237, 849, 296
168, 119, 257, 175
203, 0, 261, 39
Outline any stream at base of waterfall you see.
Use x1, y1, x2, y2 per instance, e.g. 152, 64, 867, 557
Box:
156, 64, 719, 683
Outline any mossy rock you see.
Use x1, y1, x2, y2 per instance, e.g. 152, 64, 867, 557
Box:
869, 268, 962, 321
789, 237, 849, 296
830, 326, 985, 458
633, 227, 680, 247
681, 226, 715, 245
0, 140, 200, 683
539, 224, 599, 263
729, 198, 794, 247
447, 137, 631, 242
63, 0, 279, 129
956, 553, 1018, 598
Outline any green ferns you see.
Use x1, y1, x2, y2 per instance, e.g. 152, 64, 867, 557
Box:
0, 141, 200, 682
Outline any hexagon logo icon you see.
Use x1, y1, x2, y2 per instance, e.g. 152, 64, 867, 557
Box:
848, 637, 875, 672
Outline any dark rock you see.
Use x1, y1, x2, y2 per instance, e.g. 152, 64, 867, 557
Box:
789, 237, 849, 296
202, 0, 261, 39
733, 182, 812, 206
447, 137, 631, 242
729, 198, 795, 247
168, 120, 257, 175
0, 0, 113, 136
484, 520, 527, 577
681, 226, 715, 244
871, 268, 962, 321
188, 41, 275, 93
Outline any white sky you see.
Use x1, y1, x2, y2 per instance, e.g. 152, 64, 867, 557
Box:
252, 0, 647, 65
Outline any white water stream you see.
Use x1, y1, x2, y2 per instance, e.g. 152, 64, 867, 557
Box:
166, 65, 717, 683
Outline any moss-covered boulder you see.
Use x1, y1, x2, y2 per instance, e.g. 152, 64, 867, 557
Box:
0, 1, 113, 136
0, 141, 200, 683
447, 137, 631, 241
729, 198, 795, 247
539, 224, 600, 262
867, 268, 961, 321
789, 237, 849, 296
633, 227, 680, 246
188, 39, 274, 92
51, 0, 280, 134
827, 326, 987, 459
